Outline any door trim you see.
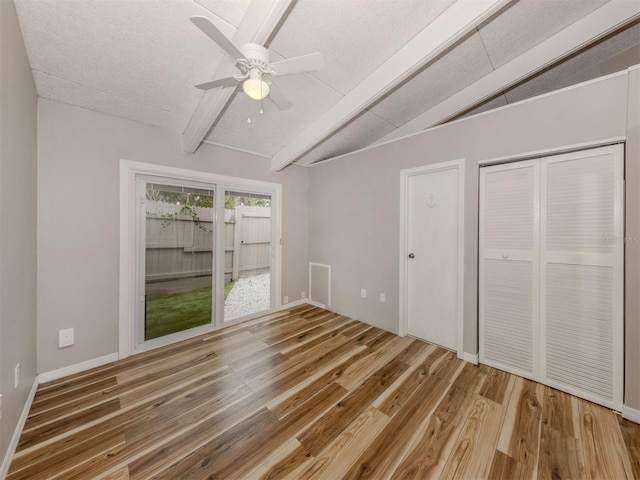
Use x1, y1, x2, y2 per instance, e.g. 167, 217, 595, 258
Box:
399, 159, 465, 359
119, 159, 282, 359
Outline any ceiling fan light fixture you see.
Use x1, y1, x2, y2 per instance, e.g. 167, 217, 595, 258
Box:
191, 17, 323, 111
243, 76, 270, 100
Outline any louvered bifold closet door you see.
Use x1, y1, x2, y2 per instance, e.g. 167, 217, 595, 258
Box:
541, 145, 624, 410
480, 161, 539, 380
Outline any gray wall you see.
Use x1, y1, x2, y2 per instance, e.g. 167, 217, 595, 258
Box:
37, 99, 309, 373
625, 67, 640, 410
0, 0, 38, 468
308, 70, 640, 410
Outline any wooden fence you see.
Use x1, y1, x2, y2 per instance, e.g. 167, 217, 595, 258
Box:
144, 201, 271, 283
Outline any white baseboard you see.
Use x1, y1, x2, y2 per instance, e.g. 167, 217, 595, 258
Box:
622, 405, 640, 424
306, 300, 326, 309
278, 299, 309, 309
0, 378, 38, 479
461, 352, 479, 365
37, 353, 119, 384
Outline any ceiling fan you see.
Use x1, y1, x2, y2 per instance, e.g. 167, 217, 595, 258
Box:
190, 16, 324, 110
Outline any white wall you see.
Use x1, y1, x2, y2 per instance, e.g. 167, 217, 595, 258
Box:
0, 0, 38, 468
308, 70, 640, 410
37, 99, 309, 373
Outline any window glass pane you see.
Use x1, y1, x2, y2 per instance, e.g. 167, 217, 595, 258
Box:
224, 191, 272, 321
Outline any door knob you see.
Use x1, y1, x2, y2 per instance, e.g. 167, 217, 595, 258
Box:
408, 253, 415, 259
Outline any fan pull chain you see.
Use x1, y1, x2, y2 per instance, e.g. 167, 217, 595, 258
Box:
259, 83, 265, 114
247, 91, 264, 124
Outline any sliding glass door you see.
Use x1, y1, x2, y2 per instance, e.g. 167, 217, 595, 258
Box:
137, 178, 216, 347
132, 174, 278, 351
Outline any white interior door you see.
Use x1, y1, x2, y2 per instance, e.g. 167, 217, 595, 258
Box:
480, 161, 539, 380
406, 165, 460, 351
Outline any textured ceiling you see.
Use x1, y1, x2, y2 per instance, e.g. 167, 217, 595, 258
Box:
14, 0, 248, 132
13, 0, 640, 168
268, 0, 457, 95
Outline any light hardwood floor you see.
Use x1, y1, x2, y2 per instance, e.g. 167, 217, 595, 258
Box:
8, 305, 640, 479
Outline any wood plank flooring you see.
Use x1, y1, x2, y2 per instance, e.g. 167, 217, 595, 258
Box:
8, 305, 639, 479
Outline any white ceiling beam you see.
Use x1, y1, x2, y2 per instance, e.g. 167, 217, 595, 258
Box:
270, 0, 511, 171
182, 0, 293, 154
373, 0, 640, 146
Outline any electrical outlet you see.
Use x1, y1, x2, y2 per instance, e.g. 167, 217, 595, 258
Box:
283, 295, 289, 304
301, 291, 306, 299
361, 288, 367, 298
59, 328, 74, 348
380, 293, 386, 303
14, 364, 20, 388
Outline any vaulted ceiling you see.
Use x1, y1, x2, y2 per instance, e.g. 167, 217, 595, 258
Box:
14, 0, 640, 170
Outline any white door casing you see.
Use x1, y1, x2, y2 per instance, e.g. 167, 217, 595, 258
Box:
400, 159, 465, 357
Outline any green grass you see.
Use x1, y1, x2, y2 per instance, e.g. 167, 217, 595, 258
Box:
145, 282, 234, 340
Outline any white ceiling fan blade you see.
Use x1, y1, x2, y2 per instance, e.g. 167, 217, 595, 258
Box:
195, 76, 239, 91
271, 53, 324, 76
268, 83, 292, 110
190, 16, 247, 62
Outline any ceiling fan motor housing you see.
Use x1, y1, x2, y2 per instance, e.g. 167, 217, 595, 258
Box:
239, 43, 272, 74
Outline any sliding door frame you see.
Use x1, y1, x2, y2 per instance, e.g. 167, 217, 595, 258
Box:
119, 159, 282, 359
